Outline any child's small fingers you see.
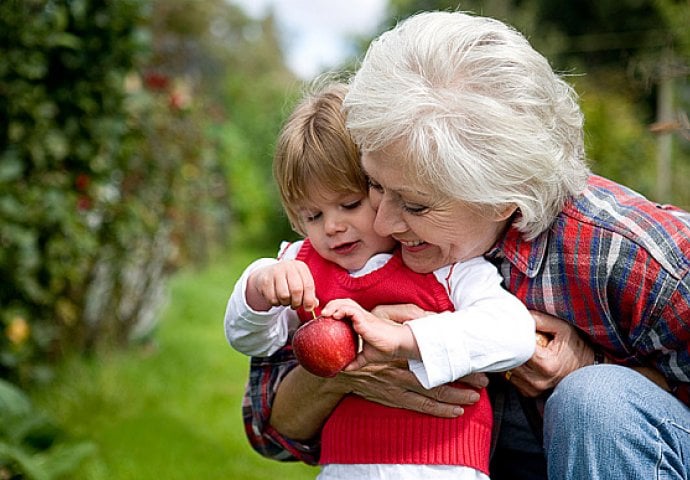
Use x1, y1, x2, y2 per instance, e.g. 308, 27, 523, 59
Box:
303, 297, 319, 315
293, 263, 316, 310
322, 298, 360, 317
272, 276, 294, 306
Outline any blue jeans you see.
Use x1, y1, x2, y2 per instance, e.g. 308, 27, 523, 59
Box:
544, 365, 690, 479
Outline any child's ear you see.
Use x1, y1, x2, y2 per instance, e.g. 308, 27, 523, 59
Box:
493, 204, 518, 221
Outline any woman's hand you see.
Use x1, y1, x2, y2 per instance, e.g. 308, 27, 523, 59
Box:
338, 361, 487, 418
370, 303, 431, 323
271, 360, 488, 440
272, 300, 488, 441
507, 311, 594, 397
507, 311, 672, 397
338, 301, 485, 417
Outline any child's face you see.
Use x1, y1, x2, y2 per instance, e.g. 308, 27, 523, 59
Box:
297, 187, 396, 271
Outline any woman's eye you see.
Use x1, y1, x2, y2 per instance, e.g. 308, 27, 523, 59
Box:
367, 178, 384, 193
403, 203, 429, 215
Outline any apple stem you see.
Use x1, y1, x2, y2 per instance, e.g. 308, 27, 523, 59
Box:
309, 309, 317, 320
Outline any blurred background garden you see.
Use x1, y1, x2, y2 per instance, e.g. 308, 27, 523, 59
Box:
1, 0, 689, 478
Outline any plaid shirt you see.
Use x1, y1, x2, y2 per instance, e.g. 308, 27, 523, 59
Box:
241, 174, 690, 463
241, 345, 320, 464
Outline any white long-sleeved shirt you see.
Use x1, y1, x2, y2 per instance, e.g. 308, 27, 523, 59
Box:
225, 240, 535, 388
225, 241, 535, 480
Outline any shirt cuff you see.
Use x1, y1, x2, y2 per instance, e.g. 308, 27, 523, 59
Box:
406, 313, 471, 388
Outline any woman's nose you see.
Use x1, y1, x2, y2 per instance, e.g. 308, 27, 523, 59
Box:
373, 196, 404, 237
368, 188, 382, 210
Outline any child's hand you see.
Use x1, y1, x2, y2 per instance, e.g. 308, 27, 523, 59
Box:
321, 299, 420, 370
246, 260, 318, 312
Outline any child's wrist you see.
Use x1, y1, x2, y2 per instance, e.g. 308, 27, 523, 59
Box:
398, 324, 421, 360
245, 283, 271, 312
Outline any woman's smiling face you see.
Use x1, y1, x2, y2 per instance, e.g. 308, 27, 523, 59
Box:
361, 145, 514, 273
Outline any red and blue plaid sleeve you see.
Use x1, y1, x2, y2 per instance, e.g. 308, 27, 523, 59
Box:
553, 200, 690, 406
654, 279, 690, 404
242, 344, 320, 465
494, 175, 690, 407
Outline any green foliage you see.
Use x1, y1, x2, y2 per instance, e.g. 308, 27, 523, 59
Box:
143, 0, 301, 249
0, 0, 230, 384
0, 0, 146, 382
577, 74, 658, 197
216, 15, 302, 248
29, 250, 319, 479
216, 83, 301, 247
0, 379, 94, 479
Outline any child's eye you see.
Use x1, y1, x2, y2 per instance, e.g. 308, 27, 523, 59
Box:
303, 211, 322, 222
342, 200, 362, 210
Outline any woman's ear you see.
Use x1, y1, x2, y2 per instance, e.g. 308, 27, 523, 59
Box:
493, 204, 518, 221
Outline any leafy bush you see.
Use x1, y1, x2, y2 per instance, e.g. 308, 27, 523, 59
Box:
0, 0, 143, 383
0, 0, 229, 384
577, 74, 658, 197
0, 379, 94, 479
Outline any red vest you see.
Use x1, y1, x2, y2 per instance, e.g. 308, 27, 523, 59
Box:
295, 240, 492, 473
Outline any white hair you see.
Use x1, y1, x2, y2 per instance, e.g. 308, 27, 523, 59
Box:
344, 11, 590, 239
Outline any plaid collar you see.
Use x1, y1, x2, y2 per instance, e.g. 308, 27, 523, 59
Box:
486, 222, 549, 279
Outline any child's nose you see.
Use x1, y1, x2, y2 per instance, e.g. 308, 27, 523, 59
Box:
324, 214, 346, 235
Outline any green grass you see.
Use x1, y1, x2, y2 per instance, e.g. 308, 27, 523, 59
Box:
30, 249, 320, 480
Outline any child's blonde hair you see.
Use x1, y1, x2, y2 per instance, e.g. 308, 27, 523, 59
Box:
273, 82, 366, 236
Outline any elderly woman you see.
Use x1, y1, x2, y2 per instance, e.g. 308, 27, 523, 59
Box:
239, 11, 690, 480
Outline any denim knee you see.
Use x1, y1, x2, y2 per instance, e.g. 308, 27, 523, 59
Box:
543, 364, 690, 480
545, 364, 626, 428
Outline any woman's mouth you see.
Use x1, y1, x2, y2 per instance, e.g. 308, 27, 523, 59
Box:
398, 239, 428, 253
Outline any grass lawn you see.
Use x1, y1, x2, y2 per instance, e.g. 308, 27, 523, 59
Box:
30, 248, 320, 480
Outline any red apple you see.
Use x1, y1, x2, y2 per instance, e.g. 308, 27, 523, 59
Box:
292, 315, 358, 378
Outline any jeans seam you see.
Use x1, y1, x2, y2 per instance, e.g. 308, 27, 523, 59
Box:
654, 419, 690, 480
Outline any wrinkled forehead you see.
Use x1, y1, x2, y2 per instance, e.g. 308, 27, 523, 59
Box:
361, 142, 426, 190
